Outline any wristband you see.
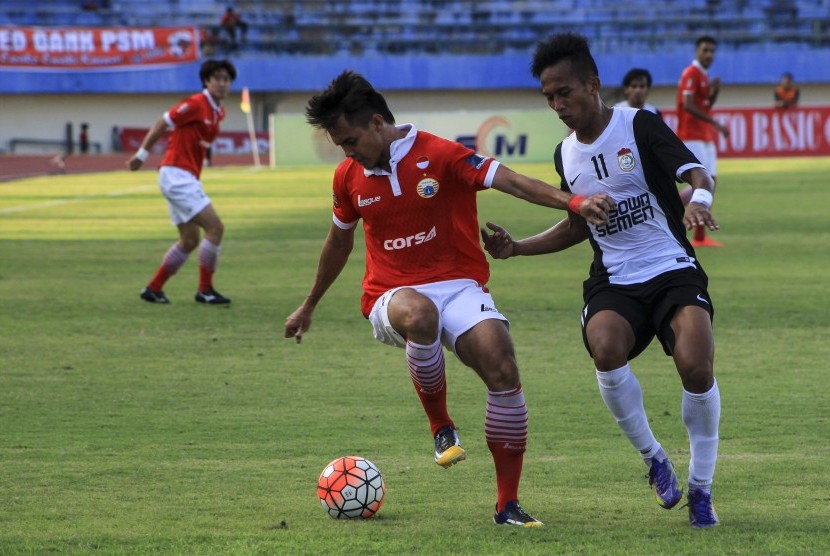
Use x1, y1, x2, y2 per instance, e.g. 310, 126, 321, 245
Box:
135, 148, 149, 162
567, 195, 586, 214
690, 188, 713, 208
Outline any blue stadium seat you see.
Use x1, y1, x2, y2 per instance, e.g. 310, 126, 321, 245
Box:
3, 0, 827, 58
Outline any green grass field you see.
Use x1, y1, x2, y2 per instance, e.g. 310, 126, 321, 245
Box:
1, 159, 828, 554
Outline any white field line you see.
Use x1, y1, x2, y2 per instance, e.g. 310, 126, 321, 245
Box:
0, 184, 156, 215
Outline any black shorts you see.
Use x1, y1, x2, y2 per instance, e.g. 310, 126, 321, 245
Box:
580, 268, 714, 360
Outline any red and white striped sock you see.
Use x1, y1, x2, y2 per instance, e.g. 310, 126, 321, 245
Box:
406, 339, 452, 436
198, 239, 221, 292
486, 385, 528, 511
148, 243, 189, 291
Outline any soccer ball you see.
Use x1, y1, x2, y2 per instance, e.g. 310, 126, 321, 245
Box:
317, 456, 385, 519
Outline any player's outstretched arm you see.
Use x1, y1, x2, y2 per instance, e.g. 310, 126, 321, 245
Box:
489, 165, 615, 226
681, 167, 719, 232
682, 96, 729, 138
481, 216, 589, 260
126, 118, 169, 171
284, 222, 354, 344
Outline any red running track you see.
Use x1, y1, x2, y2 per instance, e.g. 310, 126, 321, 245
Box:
0, 153, 269, 183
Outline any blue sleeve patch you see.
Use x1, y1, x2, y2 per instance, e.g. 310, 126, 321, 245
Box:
464, 153, 489, 170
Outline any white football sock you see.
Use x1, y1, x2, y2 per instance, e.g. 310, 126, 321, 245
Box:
198, 238, 221, 272
596, 364, 662, 462
485, 385, 528, 452
160, 242, 189, 274
683, 379, 721, 489
406, 339, 445, 394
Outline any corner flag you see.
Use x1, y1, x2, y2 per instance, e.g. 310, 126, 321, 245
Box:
240, 87, 251, 114
240, 87, 260, 167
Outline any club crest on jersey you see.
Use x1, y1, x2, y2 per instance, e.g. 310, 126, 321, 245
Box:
416, 156, 430, 170
417, 178, 439, 198
617, 148, 636, 172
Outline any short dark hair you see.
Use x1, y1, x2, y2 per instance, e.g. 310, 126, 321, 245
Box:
199, 59, 237, 85
782, 71, 793, 80
696, 35, 717, 48
531, 33, 599, 83
622, 68, 653, 88
306, 70, 395, 131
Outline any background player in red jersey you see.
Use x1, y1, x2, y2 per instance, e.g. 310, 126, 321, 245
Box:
283, 70, 614, 527
128, 59, 236, 305
676, 36, 729, 247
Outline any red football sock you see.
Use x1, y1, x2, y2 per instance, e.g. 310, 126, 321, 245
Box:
489, 441, 525, 512
148, 266, 173, 292
197, 239, 221, 292
198, 266, 214, 292
414, 382, 453, 437
486, 386, 528, 511
694, 224, 706, 242
148, 243, 189, 291
407, 340, 453, 436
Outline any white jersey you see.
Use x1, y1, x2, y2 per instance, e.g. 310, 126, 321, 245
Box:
555, 107, 704, 287
614, 100, 662, 117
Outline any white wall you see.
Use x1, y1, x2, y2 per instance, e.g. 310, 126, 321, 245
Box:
3, 84, 827, 154
0, 93, 251, 154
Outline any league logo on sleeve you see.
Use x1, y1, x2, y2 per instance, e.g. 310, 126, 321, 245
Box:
617, 147, 636, 172
464, 154, 489, 170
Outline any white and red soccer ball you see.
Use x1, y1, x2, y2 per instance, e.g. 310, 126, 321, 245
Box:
317, 456, 385, 519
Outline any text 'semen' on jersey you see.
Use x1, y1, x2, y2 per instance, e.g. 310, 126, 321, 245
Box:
332, 125, 499, 317
676, 61, 714, 142
555, 107, 705, 288
162, 90, 225, 178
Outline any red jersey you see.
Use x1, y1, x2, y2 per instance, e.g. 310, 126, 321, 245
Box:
331, 127, 498, 317
676, 61, 715, 142
161, 90, 224, 178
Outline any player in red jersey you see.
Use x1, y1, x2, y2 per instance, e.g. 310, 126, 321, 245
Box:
284, 71, 614, 526
128, 59, 236, 305
676, 36, 729, 248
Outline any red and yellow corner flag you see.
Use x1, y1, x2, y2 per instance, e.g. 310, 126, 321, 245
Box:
240, 87, 251, 114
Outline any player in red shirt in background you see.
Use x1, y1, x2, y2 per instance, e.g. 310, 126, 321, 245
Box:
220, 6, 248, 50
774, 72, 800, 109
676, 36, 729, 248
128, 59, 236, 305
284, 71, 615, 527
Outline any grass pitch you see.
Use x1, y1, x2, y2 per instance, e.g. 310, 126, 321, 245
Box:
1, 159, 829, 554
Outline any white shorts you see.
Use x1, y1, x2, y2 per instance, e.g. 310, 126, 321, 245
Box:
683, 141, 717, 177
368, 278, 508, 353
158, 165, 212, 226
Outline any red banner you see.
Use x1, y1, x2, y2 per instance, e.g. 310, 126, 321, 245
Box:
0, 26, 199, 69
119, 127, 268, 156
662, 106, 830, 158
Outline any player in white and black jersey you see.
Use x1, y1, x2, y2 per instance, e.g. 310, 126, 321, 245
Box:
481, 33, 721, 527
614, 68, 662, 119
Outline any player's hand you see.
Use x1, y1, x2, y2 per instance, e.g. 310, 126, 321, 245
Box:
579, 194, 616, 226
284, 304, 314, 344
480, 222, 517, 259
127, 157, 143, 171
684, 203, 719, 232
